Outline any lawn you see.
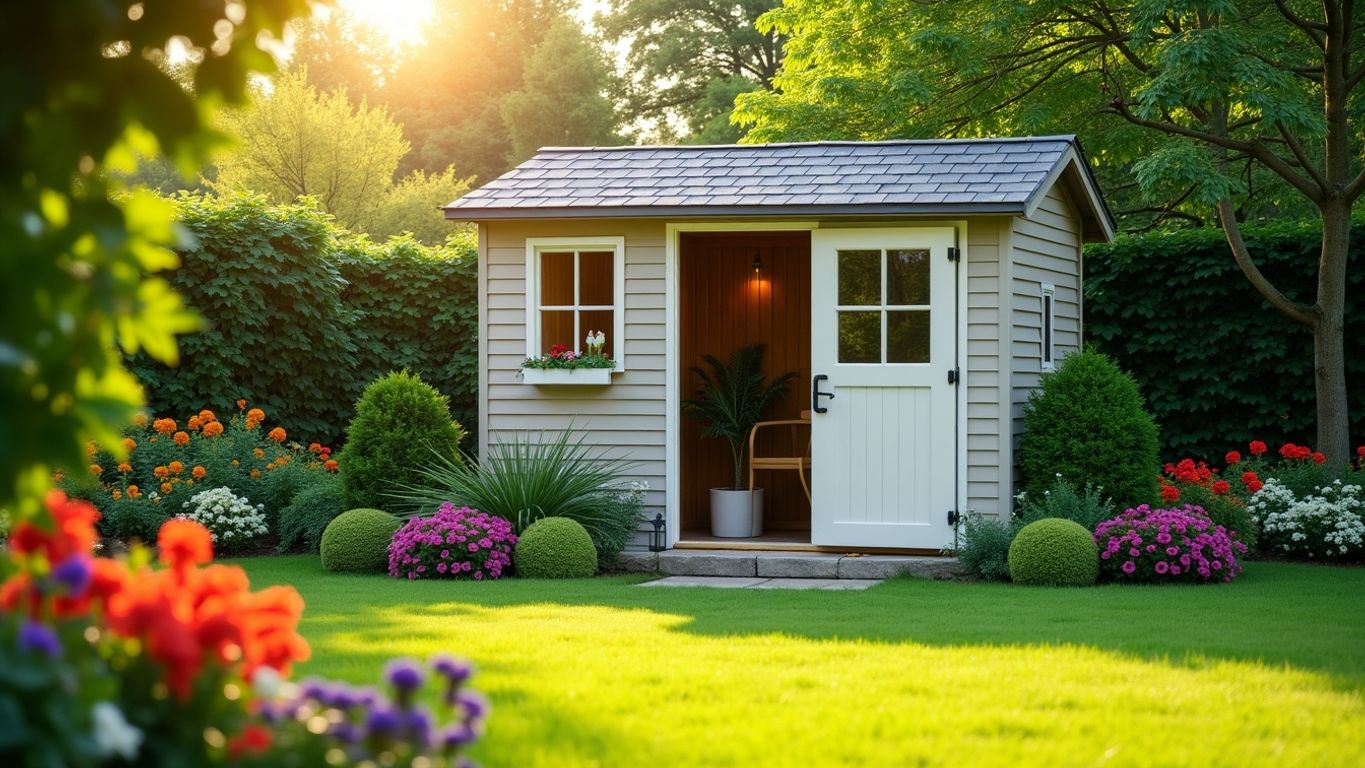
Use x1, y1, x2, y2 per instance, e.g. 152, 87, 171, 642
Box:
240, 557, 1365, 768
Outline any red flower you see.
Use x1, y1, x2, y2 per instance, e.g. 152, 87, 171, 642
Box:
1211, 480, 1231, 495
1160, 485, 1180, 503
1247, 480, 1264, 493
158, 519, 213, 570
1225, 451, 1241, 466
1358, 445, 1365, 457
1249, 440, 1267, 456
324, 459, 338, 472
548, 343, 570, 359
1241, 470, 1259, 486
9, 491, 100, 564
227, 725, 274, 760
1312, 451, 1326, 464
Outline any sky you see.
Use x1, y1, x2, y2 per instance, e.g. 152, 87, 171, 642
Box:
334, 0, 608, 44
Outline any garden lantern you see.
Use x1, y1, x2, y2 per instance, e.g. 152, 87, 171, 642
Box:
649, 512, 666, 552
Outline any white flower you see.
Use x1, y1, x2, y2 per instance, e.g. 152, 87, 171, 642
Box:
252, 666, 283, 700
91, 702, 143, 760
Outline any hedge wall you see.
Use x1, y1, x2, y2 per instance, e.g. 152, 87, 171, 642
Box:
1084, 218, 1364, 461
128, 195, 477, 446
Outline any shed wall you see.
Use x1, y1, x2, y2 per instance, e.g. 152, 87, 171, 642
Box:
964, 218, 1010, 517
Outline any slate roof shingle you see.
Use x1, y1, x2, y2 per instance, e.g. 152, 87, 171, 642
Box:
445, 136, 1112, 235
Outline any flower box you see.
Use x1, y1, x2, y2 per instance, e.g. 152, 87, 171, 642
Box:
520, 367, 614, 386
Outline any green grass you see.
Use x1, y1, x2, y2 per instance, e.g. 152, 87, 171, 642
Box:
239, 557, 1365, 768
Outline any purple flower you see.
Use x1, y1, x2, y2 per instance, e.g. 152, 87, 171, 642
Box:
441, 722, 477, 748
385, 658, 426, 694
365, 705, 402, 736
1121, 560, 1137, 574
456, 690, 489, 721
432, 655, 474, 684
18, 621, 61, 658
1154, 561, 1169, 575
52, 556, 92, 595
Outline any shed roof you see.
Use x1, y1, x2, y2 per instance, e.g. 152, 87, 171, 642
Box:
446, 136, 1115, 241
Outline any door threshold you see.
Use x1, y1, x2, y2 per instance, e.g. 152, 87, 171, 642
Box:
673, 539, 941, 556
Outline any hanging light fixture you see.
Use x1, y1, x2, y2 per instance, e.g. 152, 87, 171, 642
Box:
752, 253, 762, 274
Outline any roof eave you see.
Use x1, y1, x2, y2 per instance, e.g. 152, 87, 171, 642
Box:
444, 201, 1029, 222
1021, 143, 1117, 243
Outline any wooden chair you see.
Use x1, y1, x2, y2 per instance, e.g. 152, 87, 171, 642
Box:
747, 409, 813, 504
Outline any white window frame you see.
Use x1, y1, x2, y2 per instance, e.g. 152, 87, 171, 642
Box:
834, 247, 933, 365
1041, 282, 1056, 371
524, 237, 627, 372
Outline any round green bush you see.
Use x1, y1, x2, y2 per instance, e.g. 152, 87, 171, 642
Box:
1008, 518, 1099, 587
278, 475, 346, 554
320, 508, 401, 573
513, 517, 598, 579
1019, 348, 1160, 508
338, 370, 466, 510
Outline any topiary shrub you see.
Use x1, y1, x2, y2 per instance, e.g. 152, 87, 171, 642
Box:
278, 475, 346, 553
321, 508, 401, 573
339, 371, 466, 510
1008, 518, 1099, 587
514, 517, 598, 579
1019, 348, 1160, 508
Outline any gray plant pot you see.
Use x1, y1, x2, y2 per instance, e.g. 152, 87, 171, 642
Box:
710, 488, 764, 538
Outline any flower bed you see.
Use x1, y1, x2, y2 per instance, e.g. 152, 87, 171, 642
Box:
1094, 504, 1247, 583
1248, 479, 1365, 559
389, 504, 518, 580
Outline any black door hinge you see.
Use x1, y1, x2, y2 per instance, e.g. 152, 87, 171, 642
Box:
947, 509, 961, 527
947, 367, 960, 385
947, 247, 960, 262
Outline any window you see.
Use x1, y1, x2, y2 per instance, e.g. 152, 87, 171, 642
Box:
525, 237, 626, 369
1041, 283, 1055, 371
836, 248, 931, 364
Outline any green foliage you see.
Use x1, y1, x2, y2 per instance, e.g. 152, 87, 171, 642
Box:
1017, 477, 1118, 533
514, 517, 599, 578
338, 371, 467, 510
320, 508, 401, 573
956, 514, 1017, 582
127, 196, 479, 446
1019, 349, 1161, 509
1, 0, 308, 523
279, 475, 346, 553
389, 430, 645, 567
1008, 518, 1100, 587
681, 344, 797, 490
597, 0, 782, 143
501, 19, 618, 163
1085, 219, 1365, 461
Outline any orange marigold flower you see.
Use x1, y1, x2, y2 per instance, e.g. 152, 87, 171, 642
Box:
133, 413, 148, 428
188, 415, 202, 430
250, 468, 261, 479
111, 490, 123, 500
202, 421, 224, 438
158, 518, 214, 570
308, 442, 322, 454
117, 462, 132, 474
169, 461, 184, 474
122, 437, 137, 451
237, 399, 247, 410
89, 464, 103, 476
87, 441, 98, 457
154, 466, 169, 478
192, 465, 206, 479
324, 459, 338, 472
161, 482, 173, 495
126, 485, 141, 498
247, 408, 265, 422
154, 418, 176, 435
253, 448, 266, 459
268, 427, 286, 443
173, 431, 190, 447
232, 459, 240, 467
198, 409, 216, 424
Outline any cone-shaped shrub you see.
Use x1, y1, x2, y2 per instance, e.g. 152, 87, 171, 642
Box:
1019, 348, 1160, 508
338, 371, 466, 510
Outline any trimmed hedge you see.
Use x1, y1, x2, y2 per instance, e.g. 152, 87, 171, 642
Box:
1085, 218, 1365, 461
514, 517, 598, 579
1007, 518, 1099, 587
128, 194, 477, 447
320, 508, 402, 573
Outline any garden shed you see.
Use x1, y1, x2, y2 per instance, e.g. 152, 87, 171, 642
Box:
445, 136, 1115, 552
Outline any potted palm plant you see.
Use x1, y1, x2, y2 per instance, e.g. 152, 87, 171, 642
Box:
682, 344, 796, 538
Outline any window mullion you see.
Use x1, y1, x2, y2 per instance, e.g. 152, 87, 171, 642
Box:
573, 251, 581, 353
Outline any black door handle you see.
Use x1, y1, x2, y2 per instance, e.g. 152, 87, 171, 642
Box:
812, 374, 835, 413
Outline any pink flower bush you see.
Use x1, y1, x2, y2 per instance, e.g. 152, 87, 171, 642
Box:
1094, 504, 1247, 584
388, 503, 517, 581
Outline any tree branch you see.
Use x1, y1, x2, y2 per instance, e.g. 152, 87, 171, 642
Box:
1275, 121, 1330, 192
1272, 0, 1328, 48
1216, 198, 1316, 326
1345, 168, 1365, 201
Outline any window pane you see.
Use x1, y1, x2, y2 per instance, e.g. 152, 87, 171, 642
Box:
886, 249, 930, 305
837, 250, 880, 306
540, 251, 574, 306
579, 309, 614, 358
838, 311, 880, 363
887, 310, 930, 363
579, 251, 614, 306
540, 310, 575, 353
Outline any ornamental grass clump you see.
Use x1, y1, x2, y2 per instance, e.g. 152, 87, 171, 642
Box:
1094, 504, 1247, 583
388, 503, 517, 581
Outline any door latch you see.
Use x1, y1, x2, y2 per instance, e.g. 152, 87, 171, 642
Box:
812, 374, 835, 414
947, 367, 960, 385
947, 509, 961, 527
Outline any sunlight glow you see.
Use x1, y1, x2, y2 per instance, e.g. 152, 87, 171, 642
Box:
335, 0, 434, 45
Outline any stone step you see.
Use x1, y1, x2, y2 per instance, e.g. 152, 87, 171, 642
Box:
613, 549, 960, 580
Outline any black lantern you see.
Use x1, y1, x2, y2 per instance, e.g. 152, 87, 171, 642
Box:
649, 512, 666, 552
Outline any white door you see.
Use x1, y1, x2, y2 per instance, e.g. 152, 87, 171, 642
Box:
810, 227, 958, 549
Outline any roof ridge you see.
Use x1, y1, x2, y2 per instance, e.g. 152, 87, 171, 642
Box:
533, 136, 1078, 153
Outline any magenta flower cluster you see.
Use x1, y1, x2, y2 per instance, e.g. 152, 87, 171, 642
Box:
1094, 504, 1248, 583
388, 503, 517, 581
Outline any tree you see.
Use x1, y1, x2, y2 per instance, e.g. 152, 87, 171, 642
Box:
599, 0, 784, 143
286, 9, 394, 104
0, 0, 309, 524
501, 19, 618, 162
735, 1, 1364, 461
367, 166, 473, 245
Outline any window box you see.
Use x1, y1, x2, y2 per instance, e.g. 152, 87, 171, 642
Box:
520, 367, 614, 386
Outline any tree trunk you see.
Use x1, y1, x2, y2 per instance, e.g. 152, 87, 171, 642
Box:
1315, 201, 1352, 462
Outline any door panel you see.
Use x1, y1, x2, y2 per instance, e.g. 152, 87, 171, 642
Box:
810, 227, 957, 548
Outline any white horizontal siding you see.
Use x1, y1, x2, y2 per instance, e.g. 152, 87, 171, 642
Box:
964, 218, 1008, 517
